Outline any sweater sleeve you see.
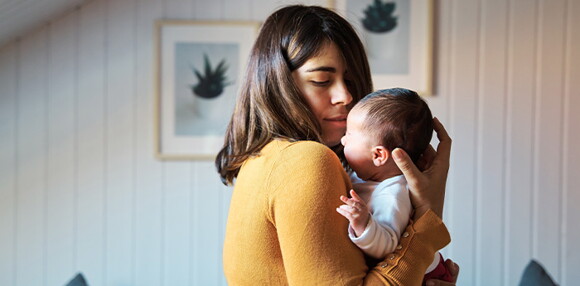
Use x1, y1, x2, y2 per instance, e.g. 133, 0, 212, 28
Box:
363, 210, 450, 285
268, 141, 450, 285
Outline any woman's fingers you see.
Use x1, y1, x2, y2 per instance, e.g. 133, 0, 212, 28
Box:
392, 148, 422, 186
425, 280, 454, 286
444, 259, 460, 282
433, 117, 452, 166
416, 145, 436, 171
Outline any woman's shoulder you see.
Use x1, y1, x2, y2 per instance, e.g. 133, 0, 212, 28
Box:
266, 139, 331, 152
265, 140, 341, 166
265, 140, 350, 199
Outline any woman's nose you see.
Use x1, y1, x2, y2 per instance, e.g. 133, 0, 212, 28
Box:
331, 81, 353, 105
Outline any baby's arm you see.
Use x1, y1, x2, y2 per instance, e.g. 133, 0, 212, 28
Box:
338, 186, 413, 259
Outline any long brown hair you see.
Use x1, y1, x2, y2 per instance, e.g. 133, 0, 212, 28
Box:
216, 5, 372, 185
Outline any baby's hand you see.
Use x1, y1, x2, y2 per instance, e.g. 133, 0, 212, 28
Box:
336, 189, 369, 237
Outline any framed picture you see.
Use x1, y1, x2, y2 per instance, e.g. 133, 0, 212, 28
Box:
155, 21, 260, 160
333, 0, 433, 95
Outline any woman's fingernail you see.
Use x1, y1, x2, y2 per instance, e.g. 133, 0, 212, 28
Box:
392, 149, 402, 161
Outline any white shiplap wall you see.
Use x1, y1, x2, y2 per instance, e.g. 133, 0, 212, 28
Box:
0, 0, 579, 285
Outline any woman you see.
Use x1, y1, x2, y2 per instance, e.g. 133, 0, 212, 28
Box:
216, 5, 458, 285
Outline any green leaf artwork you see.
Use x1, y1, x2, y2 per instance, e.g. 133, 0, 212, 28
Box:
362, 0, 398, 33
191, 54, 231, 99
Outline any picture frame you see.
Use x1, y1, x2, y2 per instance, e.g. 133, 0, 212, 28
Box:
155, 21, 260, 160
332, 0, 434, 95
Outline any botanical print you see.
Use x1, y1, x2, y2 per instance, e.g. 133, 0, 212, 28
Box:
173, 42, 239, 136
346, 0, 410, 74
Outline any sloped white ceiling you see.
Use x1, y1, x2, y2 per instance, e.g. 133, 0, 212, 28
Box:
0, 0, 89, 48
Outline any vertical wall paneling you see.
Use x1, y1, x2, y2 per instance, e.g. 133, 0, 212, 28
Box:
534, 0, 566, 280
476, 0, 508, 285
249, 0, 279, 21
15, 27, 48, 286
505, 0, 537, 285
76, 1, 106, 284
161, 0, 193, 285
134, 0, 164, 285
104, 0, 136, 284
562, 1, 579, 284
190, 163, 200, 285
194, 0, 223, 20
447, 0, 479, 284
425, 0, 452, 124
426, 0, 452, 245
0, 43, 17, 286
192, 162, 222, 285
45, 12, 77, 286
223, 0, 251, 20
219, 186, 233, 286
162, 162, 192, 286
165, 0, 193, 19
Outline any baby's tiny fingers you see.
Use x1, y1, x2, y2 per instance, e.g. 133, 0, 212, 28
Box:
338, 204, 358, 215
336, 207, 348, 218
336, 206, 356, 220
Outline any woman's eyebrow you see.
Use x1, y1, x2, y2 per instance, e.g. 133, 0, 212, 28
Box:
306, 66, 336, 73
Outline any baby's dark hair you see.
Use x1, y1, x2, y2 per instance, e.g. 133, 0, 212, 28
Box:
356, 88, 433, 163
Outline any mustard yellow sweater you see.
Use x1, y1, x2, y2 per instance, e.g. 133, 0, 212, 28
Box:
223, 140, 450, 285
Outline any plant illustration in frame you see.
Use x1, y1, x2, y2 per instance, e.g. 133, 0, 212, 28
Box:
190, 54, 231, 99
362, 0, 398, 33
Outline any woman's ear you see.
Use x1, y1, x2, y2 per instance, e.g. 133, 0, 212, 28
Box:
372, 146, 390, 167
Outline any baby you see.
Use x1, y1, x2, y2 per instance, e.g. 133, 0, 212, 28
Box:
336, 88, 452, 284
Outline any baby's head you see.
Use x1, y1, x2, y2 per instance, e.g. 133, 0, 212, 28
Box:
341, 88, 433, 181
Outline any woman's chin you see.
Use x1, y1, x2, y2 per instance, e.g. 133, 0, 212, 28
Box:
322, 136, 344, 148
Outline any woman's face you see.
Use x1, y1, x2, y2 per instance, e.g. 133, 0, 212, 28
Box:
292, 42, 353, 147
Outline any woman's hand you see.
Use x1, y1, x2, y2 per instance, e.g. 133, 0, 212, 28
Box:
336, 190, 370, 237
425, 259, 460, 286
392, 117, 451, 219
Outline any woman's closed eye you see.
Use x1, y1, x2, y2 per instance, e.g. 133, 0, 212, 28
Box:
310, 80, 330, 86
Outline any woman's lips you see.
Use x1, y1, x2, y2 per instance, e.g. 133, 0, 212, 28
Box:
324, 115, 347, 127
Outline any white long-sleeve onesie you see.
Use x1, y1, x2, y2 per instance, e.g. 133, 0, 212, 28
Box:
349, 174, 440, 273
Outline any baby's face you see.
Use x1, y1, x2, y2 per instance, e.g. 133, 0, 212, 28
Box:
341, 107, 376, 180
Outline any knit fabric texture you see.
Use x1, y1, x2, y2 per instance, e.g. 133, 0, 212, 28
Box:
223, 140, 450, 285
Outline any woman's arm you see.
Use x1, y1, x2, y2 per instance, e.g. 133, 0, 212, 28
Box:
269, 141, 450, 285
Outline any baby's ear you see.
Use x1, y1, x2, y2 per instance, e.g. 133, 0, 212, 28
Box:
372, 146, 390, 167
